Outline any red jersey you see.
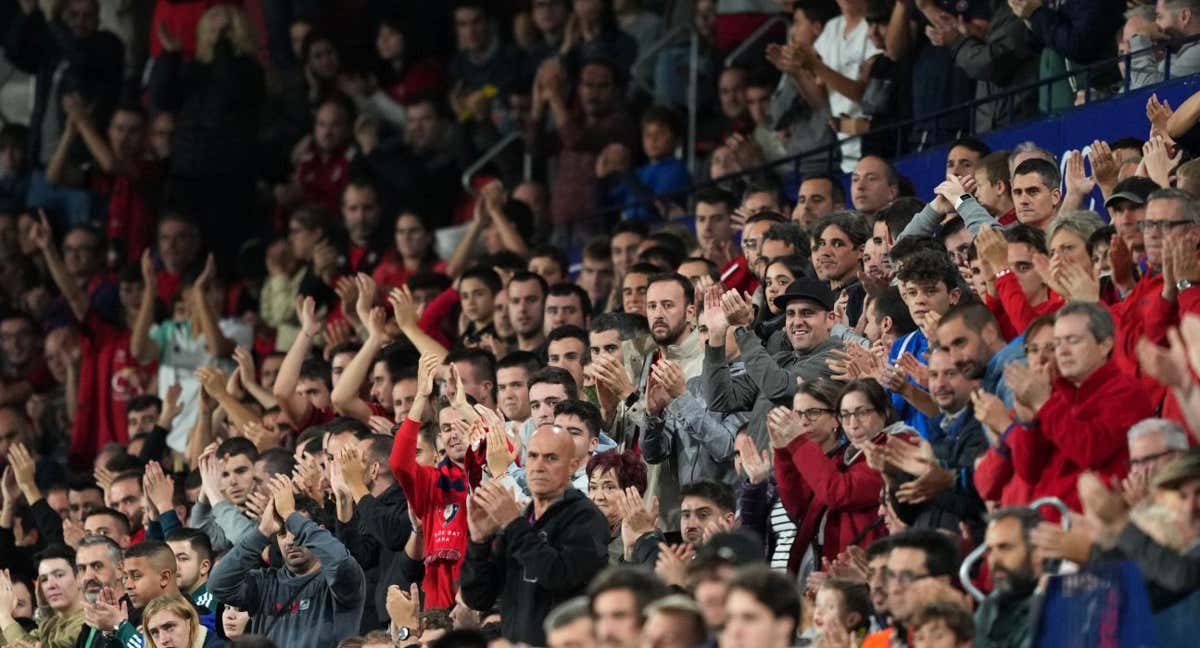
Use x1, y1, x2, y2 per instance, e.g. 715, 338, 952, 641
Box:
70, 310, 156, 467
390, 419, 469, 609
90, 160, 164, 264
371, 252, 447, 293
296, 146, 356, 214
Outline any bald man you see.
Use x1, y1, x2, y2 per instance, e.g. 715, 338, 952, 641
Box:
460, 424, 610, 645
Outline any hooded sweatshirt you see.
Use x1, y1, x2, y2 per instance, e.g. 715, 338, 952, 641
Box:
208, 513, 365, 648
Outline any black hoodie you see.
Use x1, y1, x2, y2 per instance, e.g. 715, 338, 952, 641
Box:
460, 488, 609, 646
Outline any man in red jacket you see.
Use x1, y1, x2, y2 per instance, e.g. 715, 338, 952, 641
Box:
389, 352, 470, 609
1006, 302, 1153, 511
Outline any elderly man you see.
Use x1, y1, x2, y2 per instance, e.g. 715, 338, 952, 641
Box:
460, 424, 609, 646
1125, 418, 1190, 503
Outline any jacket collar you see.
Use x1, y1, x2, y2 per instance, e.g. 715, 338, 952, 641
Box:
662, 329, 703, 362
1054, 357, 1122, 397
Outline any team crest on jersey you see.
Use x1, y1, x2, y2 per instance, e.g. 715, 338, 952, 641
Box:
444, 503, 460, 522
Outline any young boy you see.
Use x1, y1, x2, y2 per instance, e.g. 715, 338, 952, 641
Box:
602, 106, 692, 221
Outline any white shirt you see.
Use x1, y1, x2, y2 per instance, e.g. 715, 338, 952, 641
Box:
813, 14, 881, 171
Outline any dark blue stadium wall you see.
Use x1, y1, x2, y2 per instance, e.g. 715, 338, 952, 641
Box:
893, 75, 1200, 208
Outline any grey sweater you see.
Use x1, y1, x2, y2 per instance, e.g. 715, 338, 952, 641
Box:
704, 329, 842, 450
209, 513, 365, 648
189, 499, 257, 554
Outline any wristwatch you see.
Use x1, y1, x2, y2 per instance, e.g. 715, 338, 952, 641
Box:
1178, 279, 1194, 293
953, 193, 974, 210
395, 626, 411, 641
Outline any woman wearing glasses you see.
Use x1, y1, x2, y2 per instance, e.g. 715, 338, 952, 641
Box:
765, 379, 890, 584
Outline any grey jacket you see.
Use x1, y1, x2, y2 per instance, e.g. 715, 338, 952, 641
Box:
951, 5, 1040, 131
209, 512, 366, 648
1129, 34, 1200, 89
642, 374, 748, 488
898, 197, 998, 242
704, 329, 842, 450
189, 499, 257, 554
611, 330, 706, 530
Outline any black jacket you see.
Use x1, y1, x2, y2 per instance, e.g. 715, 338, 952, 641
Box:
460, 488, 609, 645
892, 408, 988, 538
337, 484, 412, 631
3, 9, 124, 164
149, 38, 264, 179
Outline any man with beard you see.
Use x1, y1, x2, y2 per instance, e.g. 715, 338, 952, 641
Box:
934, 303, 1024, 408
605, 274, 703, 529
75, 534, 124, 605
209, 475, 364, 648
974, 508, 1043, 648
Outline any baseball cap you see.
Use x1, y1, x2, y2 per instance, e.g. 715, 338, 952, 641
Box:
773, 277, 836, 311
1152, 448, 1200, 491
693, 530, 764, 567
1104, 176, 1159, 209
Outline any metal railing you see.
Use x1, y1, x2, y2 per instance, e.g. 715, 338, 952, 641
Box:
586, 32, 1200, 230
459, 131, 529, 195
723, 15, 787, 68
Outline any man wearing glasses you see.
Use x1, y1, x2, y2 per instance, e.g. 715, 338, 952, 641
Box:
1005, 302, 1154, 512
1124, 418, 1190, 505
862, 528, 961, 648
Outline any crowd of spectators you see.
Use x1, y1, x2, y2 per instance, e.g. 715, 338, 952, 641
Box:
1, 0, 1200, 647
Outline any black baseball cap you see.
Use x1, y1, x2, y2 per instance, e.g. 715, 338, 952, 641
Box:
773, 277, 836, 311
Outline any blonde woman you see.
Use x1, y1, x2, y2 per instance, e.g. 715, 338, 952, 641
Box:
142, 593, 222, 648
148, 2, 265, 265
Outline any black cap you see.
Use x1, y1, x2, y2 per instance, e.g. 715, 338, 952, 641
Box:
1104, 176, 1159, 209
693, 530, 764, 567
773, 277, 836, 311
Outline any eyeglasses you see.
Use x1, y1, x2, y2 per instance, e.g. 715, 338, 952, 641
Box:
882, 568, 934, 587
1024, 342, 1056, 356
1138, 219, 1194, 232
1130, 449, 1179, 467
838, 407, 877, 423
796, 408, 834, 421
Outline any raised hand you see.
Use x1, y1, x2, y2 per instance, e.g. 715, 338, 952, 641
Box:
618, 487, 659, 555
765, 406, 804, 449
974, 226, 1010, 274
159, 382, 184, 428
353, 273, 378, 327
269, 474, 296, 519
388, 287, 418, 330
720, 290, 754, 327
1063, 149, 1096, 200
257, 494, 281, 536
415, 352, 443, 400
735, 434, 772, 485
483, 414, 515, 477
1004, 361, 1052, 412
1088, 140, 1119, 190
1147, 93, 1174, 135
655, 543, 694, 588
142, 461, 175, 515
386, 583, 421, 631
971, 388, 1013, 445
701, 284, 730, 342
467, 491, 499, 542
882, 436, 936, 476
296, 296, 321, 339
